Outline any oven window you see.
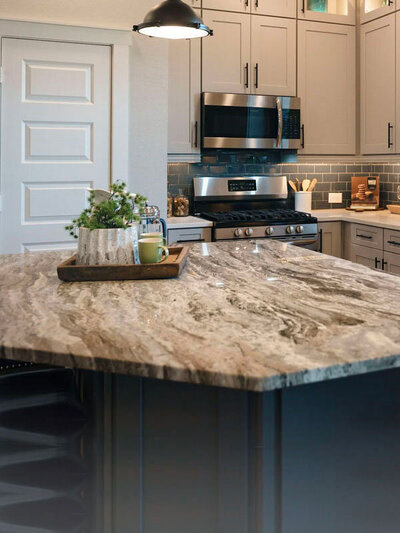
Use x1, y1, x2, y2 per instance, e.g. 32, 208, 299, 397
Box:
204, 106, 278, 138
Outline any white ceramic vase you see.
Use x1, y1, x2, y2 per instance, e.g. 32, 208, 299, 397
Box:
77, 225, 140, 265
295, 191, 312, 213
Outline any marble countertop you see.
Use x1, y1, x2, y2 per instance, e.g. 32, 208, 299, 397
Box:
1, 241, 400, 392
168, 209, 400, 231
312, 208, 400, 230
167, 216, 213, 229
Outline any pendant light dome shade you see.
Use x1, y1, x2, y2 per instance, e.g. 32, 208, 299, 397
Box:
133, 0, 213, 40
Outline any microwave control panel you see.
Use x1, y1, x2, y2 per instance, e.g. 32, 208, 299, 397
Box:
282, 109, 300, 139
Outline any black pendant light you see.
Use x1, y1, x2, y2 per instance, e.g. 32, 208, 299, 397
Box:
133, 0, 213, 40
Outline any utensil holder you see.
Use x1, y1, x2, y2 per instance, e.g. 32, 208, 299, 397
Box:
295, 191, 312, 213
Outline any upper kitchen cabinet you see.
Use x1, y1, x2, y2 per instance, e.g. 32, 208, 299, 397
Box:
202, 0, 250, 13
202, 10, 296, 96
202, 10, 251, 93
168, 38, 201, 160
360, 0, 396, 24
251, 16, 296, 96
298, 21, 356, 154
251, 0, 297, 17
360, 14, 395, 154
298, 0, 356, 25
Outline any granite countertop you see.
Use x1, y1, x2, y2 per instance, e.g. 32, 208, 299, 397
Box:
312, 208, 400, 230
1, 240, 400, 392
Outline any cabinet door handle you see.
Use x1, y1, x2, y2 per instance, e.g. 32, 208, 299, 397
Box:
388, 240, 400, 246
319, 228, 323, 253
375, 257, 381, 269
382, 259, 388, 271
245, 0, 249, 6
244, 62, 249, 88
254, 0, 259, 7
301, 124, 305, 149
193, 121, 198, 148
301, 0, 305, 12
388, 0, 394, 5
358, 234, 372, 240
388, 122, 394, 149
254, 63, 259, 89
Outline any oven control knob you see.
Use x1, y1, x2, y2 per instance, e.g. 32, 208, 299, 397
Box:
265, 227, 274, 236
234, 228, 243, 238
296, 225, 304, 234
286, 226, 295, 234
245, 228, 253, 237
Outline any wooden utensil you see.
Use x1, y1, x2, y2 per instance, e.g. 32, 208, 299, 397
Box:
302, 179, 311, 191
308, 178, 318, 192
288, 180, 298, 192
295, 178, 301, 192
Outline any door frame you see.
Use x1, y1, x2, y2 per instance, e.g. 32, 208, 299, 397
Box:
0, 18, 131, 216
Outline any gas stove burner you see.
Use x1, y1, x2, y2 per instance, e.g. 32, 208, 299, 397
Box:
200, 209, 316, 226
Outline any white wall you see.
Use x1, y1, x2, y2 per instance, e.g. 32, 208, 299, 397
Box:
0, 0, 154, 31
0, 0, 168, 219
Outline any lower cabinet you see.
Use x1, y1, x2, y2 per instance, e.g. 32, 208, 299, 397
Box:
343, 223, 400, 277
350, 244, 382, 271
318, 222, 342, 257
383, 251, 400, 277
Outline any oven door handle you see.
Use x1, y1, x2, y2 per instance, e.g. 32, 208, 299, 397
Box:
276, 97, 283, 148
280, 238, 318, 246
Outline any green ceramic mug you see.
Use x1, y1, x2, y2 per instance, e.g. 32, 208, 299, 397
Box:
140, 232, 167, 247
139, 238, 169, 264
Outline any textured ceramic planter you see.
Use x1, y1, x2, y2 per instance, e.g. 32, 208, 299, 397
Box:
77, 225, 140, 265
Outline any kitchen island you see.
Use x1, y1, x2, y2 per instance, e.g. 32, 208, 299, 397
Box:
1, 241, 400, 532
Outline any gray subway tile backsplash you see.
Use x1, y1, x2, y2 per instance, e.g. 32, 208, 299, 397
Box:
168, 154, 400, 211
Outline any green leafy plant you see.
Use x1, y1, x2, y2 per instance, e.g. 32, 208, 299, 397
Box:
66, 181, 147, 239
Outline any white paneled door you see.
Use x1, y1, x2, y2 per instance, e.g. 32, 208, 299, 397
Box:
1, 38, 111, 253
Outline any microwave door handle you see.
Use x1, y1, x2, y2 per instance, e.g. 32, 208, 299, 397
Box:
276, 97, 283, 148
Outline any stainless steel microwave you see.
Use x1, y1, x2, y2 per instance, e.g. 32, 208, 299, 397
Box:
202, 92, 301, 150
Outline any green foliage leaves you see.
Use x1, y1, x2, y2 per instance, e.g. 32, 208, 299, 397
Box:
65, 181, 147, 239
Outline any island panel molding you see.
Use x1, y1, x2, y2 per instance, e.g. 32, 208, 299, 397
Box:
1, 241, 400, 391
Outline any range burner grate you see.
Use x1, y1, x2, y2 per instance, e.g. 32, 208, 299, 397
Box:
200, 209, 315, 225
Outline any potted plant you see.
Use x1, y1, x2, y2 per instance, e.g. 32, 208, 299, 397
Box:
66, 181, 147, 265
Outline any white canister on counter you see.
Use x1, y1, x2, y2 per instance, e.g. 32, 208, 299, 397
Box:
294, 191, 312, 213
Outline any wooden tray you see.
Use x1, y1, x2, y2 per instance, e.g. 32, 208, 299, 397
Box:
57, 246, 189, 282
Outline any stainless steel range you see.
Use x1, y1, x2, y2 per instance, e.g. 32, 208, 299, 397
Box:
193, 176, 318, 250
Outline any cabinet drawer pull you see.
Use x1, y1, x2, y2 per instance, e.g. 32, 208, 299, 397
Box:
375, 257, 381, 269
358, 234, 372, 240
382, 259, 388, 271
388, 240, 400, 246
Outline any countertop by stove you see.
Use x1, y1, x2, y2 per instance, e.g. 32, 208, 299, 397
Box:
168, 209, 400, 231
167, 216, 213, 229
311, 208, 400, 229
1, 240, 400, 391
